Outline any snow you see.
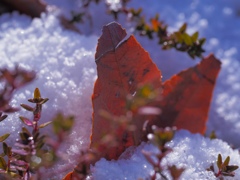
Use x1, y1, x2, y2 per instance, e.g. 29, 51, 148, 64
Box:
0, 12, 97, 177
92, 130, 240, 180
0, 0, 240, 179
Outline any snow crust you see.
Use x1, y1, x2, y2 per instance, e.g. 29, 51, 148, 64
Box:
0, 0, 240, 179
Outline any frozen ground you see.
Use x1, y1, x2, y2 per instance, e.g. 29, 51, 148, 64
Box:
0, 0, 240, 179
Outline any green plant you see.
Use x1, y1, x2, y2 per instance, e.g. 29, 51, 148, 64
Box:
142, 126, 185, 180
0, 87, 74, 179
0, 66, 36, 112
207, 154, 239, 179
129, 11, 206, 59
69, 0, 205, 59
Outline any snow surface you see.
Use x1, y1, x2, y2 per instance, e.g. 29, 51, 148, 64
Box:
0, 0, 240, 179
0, 12, 98, 177
92, 130, 240, 180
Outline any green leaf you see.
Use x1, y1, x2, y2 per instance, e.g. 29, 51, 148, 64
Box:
0, 156, 7, 170
0, 115, 7, 122
199, 38, 206, 45
39, 121, 52, 129
20, 104, 34, 111
183, 33, 193, 46
22, 127, 31, 137
217, 154, 222, 169
191, 32, 199, 42
223, 156, 230, 167
33, 132, 40, 141
34, 88, 41, 99
52, 114, 62, 134
2, 142, 8, 155
39, 98, 49, 105
209, 131, 217, 139
52, 113, 74, 134
226, 165, 239, 172
174, 32, 183, 43
0, 134, 10, 142
179, 23, 187, 32
62, 116, 74, 132
19, 132, 30, 142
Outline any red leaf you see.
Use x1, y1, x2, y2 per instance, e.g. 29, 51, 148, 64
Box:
91, 22, 162, 160
151, 54, 221, 134
91, 22, 221, 162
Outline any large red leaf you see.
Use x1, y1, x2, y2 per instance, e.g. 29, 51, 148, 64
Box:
63, 24, 221, 179
91, 22, 162, 160
149, 54, 221, 134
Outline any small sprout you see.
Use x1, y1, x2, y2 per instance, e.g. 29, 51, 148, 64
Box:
126, 84, 161, 112
209, 131, 217, 139
28, 88, 48, 104
52, 113, 74, 134
34, 88, 41, 99
148, 126, 177, 148
143, 126, 179, 179
208, 154, 239, 178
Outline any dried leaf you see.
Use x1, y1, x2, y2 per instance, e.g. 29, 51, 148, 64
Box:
91, 22, 162, 160
151, 54, 221, 134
